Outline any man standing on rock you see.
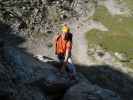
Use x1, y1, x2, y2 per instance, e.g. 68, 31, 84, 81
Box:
54, 24, 76, 80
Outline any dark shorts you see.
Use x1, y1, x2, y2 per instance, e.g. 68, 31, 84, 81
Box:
57, 54, 76, 75
57, 54, 65, 63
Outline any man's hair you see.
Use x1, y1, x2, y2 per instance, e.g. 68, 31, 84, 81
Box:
64, 32, 73, 42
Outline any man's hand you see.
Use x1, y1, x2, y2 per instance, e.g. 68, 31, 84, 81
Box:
64, 59, 68, 64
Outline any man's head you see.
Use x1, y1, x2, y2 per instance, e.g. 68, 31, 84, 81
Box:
61, 24, 71, 40
62, 24, 70, 34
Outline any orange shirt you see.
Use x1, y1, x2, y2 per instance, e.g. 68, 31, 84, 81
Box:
55, 35, 72, 55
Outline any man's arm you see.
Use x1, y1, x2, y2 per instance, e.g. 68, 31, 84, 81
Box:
61, 42, 72, 73
64, 41, 72, 63
53, 33, 60, 54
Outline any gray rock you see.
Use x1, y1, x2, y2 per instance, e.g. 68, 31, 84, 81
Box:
114, 52, 129, 62
96, 49, 105, 57
88, 48, 95, 55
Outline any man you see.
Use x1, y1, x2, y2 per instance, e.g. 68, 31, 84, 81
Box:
54, 24, 76, 80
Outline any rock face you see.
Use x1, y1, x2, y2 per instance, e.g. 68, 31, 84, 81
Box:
0, 0, 48, 35
0, 0, 96, 37
63, 82, 121, 100
0, 45, 122, 100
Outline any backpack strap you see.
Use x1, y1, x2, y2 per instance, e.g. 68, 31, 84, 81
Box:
65, 32, 73, 43
56, 34, 61, 41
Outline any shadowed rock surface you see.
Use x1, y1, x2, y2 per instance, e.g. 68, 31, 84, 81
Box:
1, 44, 122, 100
64, 82, 121, 100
